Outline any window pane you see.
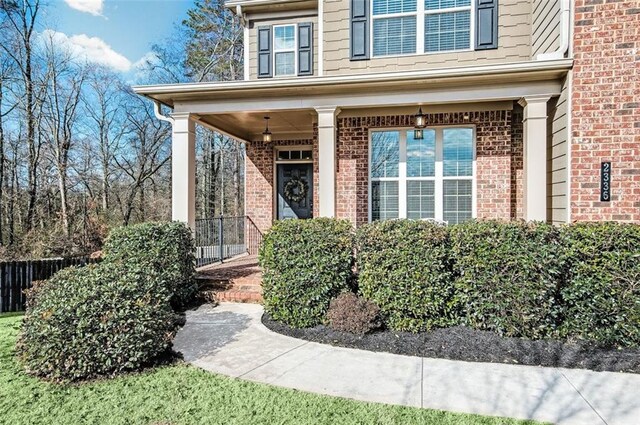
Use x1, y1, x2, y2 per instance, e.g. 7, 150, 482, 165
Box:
425, 0, 470, 10
301, 150, 312, 160
443, 127, 473, 177
373, 16, 417, 56
407, 180, 435, 219
275, 52, 295, 75
425, 11, 470, 52
274, 25, 295, 50
443, 180, 472, 224
407, 129, 435, 177
371, 131, 399, 178
277, 150, 290, 160
371, 181, 399, 221
373, 0, 417, 15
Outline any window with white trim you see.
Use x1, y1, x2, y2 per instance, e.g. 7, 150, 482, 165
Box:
371, 0, 473, 57
370, 127, 475, 224
273, 25, 296, 76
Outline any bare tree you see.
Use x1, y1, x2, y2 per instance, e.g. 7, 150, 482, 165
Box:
114, 94, 171, 225
40, 36, 87, 236
83, 66, 128, 212
0, 0, 41, 231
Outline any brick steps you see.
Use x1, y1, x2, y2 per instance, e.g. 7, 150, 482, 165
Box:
197, 278, 263, 304
196, 255, 263, 304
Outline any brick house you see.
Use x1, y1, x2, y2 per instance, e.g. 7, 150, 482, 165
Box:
134, 0, 639, 234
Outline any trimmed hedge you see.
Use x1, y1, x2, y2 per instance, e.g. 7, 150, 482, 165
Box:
559, 222, 640, 347
17, 263, 177, 381
356, 220, 454, 332
449, 221, 564, 339
261, 218, 639, 348
259, 218, 353, 328
103, 222, 197, 309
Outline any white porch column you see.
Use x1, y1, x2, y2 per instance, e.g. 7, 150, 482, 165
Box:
315, 106, 339, 217
171, 112, 196, 230
519, 96, 551, 221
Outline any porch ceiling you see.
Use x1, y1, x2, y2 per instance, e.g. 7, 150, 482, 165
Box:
198, 109, 315, 142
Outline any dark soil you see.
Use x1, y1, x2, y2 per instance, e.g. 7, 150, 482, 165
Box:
262, 313, 640, 374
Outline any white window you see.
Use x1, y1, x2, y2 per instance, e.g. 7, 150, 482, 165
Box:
273, 25, 296, 76
369, 127, 475, 224
371, 0, 473, 57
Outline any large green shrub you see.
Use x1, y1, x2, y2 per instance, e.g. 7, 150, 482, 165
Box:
17, 263, 177, 381
259, 218, 353, 328
559, 222, 640, 347
450, 220, 563, 339
356, 220, 454, 332
103, 222, 197, 309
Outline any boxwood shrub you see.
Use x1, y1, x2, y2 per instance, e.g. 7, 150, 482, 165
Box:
103, 222, 197, 309
450, 220, 564, 339
559, 222, 640, 347
356, 220, 454, 332
17, 263, 177, 382
259, 218, 353, 328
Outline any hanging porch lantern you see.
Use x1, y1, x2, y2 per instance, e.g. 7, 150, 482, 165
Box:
262, 116, 272, 143
414, 106, 426, 140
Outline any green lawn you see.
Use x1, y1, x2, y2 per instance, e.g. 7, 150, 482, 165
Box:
0, 314, 543, 425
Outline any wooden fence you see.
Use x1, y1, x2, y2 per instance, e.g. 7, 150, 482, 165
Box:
0, 257, 97, 313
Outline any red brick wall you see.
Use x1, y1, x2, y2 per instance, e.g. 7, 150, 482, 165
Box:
571, 1, 640, 222
245, 137, 316, 233
337, 110, 519, 226
247, 110, 521, 230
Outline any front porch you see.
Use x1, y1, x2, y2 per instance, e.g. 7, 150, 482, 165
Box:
136, 60, 572, 233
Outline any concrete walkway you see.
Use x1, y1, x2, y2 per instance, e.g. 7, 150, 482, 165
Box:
173, 303, 640, 425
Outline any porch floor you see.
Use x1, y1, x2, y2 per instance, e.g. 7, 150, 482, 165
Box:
196, 255, 263, 303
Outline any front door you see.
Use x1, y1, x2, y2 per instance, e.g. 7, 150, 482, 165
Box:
277, 163, 313, 219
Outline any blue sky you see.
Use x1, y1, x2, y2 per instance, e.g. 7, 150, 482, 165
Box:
42, 0, 195, 74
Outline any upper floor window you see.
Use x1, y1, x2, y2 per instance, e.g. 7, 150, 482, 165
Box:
274, 25, 296, 76
369, 127, 475, 224
371, 0, 473, 57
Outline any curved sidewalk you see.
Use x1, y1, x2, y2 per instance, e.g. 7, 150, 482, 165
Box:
173, 303, 640, 425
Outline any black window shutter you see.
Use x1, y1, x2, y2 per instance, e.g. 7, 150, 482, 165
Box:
350, 0, 369, 60
475, 0, 498, 50
298, 23, 313, 76
257, 26, 272, 78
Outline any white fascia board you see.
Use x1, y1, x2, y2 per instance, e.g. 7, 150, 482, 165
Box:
226, 0, 310, 11
172, 80, 563, 115
132, 59, 573, 101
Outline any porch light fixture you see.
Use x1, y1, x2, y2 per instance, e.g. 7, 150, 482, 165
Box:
414, 107, 426, 140
262, 116, 272, 143
414, 106, 426, 128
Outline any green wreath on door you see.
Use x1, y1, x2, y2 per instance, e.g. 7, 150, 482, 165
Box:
283, 176, 309, 204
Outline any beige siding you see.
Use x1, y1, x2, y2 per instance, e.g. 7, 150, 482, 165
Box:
547, 76, 569, 224
531, 0, 560, 57
248, 14, 318, 80
323, 0, 532, 76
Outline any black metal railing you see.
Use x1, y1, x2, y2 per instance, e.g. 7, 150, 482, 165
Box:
194, 216, 262, 268
0, 256, 99, 313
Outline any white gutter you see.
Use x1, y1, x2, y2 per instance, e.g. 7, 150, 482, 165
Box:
153, 100, 174, 124
133, 59, 573, 97
537, 0, 571, 61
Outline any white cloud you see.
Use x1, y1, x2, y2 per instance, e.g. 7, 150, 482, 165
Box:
42, 30, 132, 72
64, 0, 104, 16
132, 51, 158, 70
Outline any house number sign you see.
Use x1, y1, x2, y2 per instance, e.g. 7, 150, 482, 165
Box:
600, 162, 611, 202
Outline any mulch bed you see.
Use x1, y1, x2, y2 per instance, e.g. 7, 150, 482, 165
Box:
262, 313, 640, 374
